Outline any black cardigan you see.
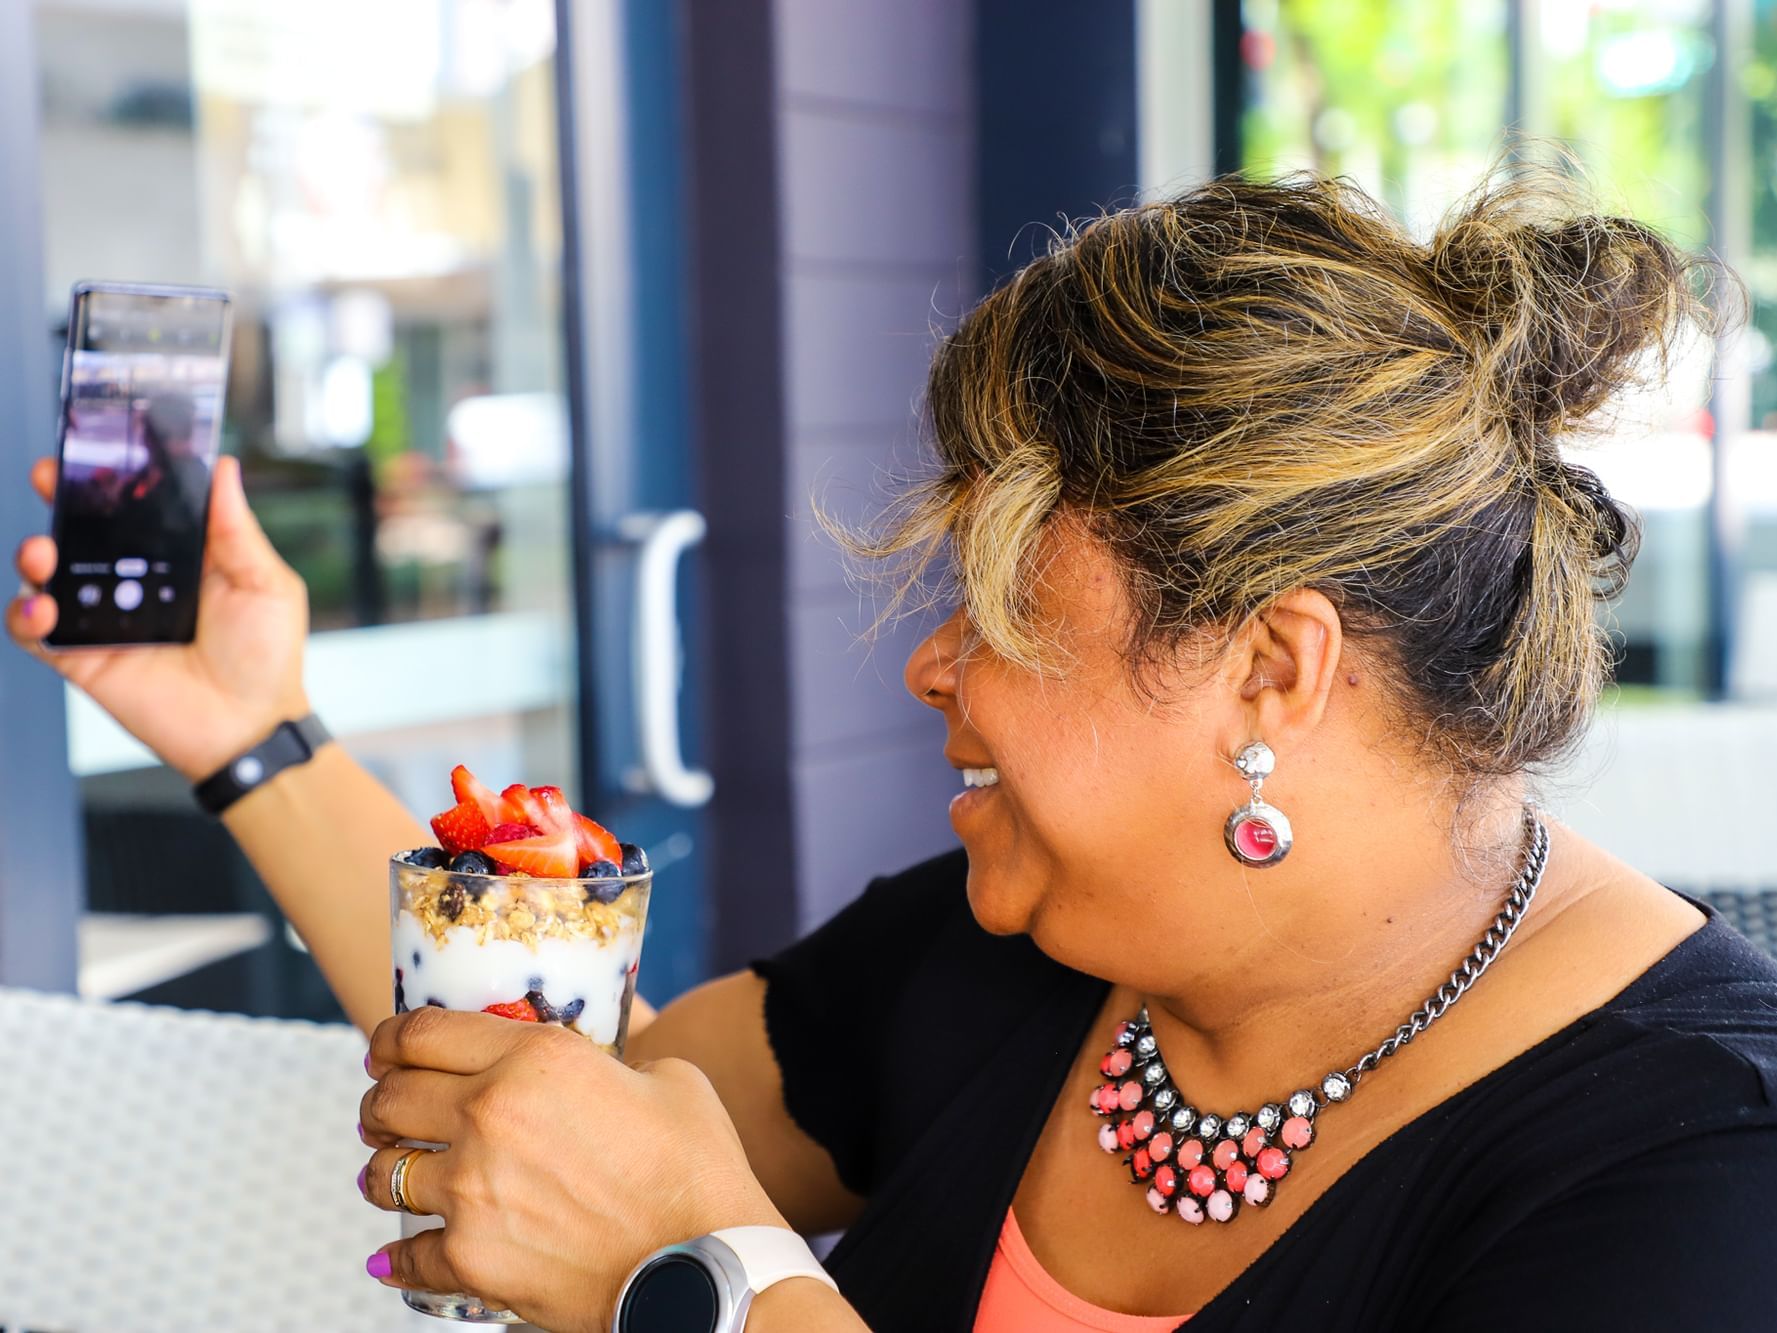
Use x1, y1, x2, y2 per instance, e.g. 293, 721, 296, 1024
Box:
751, 848, 1777, 1332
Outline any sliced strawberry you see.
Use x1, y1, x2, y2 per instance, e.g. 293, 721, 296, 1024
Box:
430, 800, 492, 853
482, 826, 580, 879
499, 783, 547, 829
573, 813, 622, 869
486, 821, 537, 844
530, 786, 575, 833
482, 998, 540, 1022
450, 764, 505, 826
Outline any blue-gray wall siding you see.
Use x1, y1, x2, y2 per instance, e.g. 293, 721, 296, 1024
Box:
773, 0, 975, 930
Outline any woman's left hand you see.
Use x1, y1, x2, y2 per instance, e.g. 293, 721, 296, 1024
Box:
358, 1007, 788, 1332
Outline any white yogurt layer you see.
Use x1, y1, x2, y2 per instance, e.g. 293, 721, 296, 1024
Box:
392, 908, 643, 1047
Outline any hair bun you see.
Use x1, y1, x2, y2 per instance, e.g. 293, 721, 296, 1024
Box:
1428, 168, 1724, 448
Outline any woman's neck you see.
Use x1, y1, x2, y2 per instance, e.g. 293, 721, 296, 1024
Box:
1129, 787, 1562, 1110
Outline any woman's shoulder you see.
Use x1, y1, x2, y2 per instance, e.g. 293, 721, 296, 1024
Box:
1596, 901, 1777, 1099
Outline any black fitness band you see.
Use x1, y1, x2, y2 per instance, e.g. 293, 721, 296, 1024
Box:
192, 714, 332, 816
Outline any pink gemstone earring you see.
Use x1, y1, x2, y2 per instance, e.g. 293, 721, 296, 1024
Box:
1224, 741, 1293, 868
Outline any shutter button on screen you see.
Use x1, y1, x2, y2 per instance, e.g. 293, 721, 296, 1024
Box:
114, 580, 144, 611
77, 584, 102, 608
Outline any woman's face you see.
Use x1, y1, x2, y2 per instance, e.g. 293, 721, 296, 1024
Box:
904, 526, 1239, 968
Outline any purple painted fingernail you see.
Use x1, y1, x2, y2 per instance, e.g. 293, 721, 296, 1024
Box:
364, 1052, 372, 1075
20, 596, 38, 616
366, 1251, 393, 1280
356, 1121, 364, 1140
356, 1165, 367, 1195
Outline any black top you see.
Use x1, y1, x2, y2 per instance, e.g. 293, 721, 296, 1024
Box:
751, 849, 1777, 1332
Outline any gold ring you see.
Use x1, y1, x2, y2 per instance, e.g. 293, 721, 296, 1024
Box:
389, 1147, 429, 1215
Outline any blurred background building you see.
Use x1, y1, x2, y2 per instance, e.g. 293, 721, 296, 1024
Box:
1, 0, 1774, 1021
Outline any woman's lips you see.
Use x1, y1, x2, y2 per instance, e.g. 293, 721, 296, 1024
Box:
949, 766, 1001, 820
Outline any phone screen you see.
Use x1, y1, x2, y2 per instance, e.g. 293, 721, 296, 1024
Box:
46, 283, 232, 647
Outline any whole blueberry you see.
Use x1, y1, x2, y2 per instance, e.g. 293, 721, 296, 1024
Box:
618, 843, 649, 877
525, 988, 558, 1023
558, 998, 586, 1026
404, 847, 452, 869
583, 879, 624, 905
448, 850, 496, 877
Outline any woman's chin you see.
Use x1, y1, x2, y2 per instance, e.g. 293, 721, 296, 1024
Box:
962, 863, 1037, 937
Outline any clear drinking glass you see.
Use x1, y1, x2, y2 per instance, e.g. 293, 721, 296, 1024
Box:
387, 854, 653, 1322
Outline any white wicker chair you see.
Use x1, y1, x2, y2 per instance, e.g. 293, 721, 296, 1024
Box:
0, 987, 476, 1333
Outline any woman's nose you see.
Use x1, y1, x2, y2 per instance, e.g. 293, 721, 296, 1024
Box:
905, 607, 966, 710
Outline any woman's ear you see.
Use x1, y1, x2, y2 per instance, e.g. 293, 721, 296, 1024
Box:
1227, 588, 1344, 746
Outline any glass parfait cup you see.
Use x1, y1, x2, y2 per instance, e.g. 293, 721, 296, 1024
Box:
387, 854, 652, 1322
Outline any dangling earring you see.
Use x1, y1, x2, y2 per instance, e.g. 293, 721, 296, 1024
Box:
1224, 740, 1293, 868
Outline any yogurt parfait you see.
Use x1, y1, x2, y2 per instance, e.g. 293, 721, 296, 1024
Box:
385, 765, 652, 1323
392, 764, 652, 1056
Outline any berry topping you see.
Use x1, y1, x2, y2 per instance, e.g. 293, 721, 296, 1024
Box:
402, 847, 451, 869
530, 786, 575, 833
499, 784, 547, 829
450, 764, 506, 826
482, 998, 540, 1022
430, 801, 492, 853
558, 998, 585, 1025
583, 879, 624, 905
619, 842, 650, 877
573, 813, 622, 868
482, 827, 580, 879
524, 988, 559, 1022
447, 851, 496, 876
486, 821, 538, 845
583, 858, 622, 880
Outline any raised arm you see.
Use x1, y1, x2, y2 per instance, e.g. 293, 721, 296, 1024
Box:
9, 456, 413, 1033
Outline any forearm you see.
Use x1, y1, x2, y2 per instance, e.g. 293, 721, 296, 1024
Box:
222, 742, 425, 1034
744, 1279, 870, 1331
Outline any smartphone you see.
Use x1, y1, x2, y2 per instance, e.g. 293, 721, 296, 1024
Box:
46, 281, 233, 648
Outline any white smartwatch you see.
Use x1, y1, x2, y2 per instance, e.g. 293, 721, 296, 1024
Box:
611, 1226, 838, 1332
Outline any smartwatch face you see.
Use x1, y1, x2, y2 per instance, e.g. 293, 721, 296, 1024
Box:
618, 1255, 720, 1333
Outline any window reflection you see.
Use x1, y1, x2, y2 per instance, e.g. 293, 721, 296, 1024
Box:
35, 0, 571, 633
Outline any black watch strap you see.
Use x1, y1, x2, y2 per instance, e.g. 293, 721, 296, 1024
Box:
193, 714, 332, 816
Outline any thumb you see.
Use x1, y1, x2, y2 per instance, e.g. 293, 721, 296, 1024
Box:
204, 456, 288, 589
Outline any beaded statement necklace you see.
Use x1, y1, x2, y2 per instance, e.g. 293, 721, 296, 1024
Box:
1090, 807, 1549, 1226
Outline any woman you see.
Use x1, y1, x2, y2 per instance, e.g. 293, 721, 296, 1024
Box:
12, 168, 1777, 1332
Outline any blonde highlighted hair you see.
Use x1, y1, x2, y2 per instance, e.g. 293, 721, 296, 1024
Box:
850, 160, 1728, 776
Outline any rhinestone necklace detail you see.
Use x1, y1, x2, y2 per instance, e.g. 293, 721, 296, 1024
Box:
1090, 805, 1549, 1225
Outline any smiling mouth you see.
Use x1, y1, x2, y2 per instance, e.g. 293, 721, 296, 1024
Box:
961, 767, 1000, 789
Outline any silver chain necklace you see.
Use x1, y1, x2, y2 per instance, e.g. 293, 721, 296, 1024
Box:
1090, 805, 1550, 1225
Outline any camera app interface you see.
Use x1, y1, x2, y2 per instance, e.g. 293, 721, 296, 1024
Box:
49, 288, 229, 646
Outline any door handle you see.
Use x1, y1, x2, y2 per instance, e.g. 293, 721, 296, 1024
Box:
617, 510, 714, 807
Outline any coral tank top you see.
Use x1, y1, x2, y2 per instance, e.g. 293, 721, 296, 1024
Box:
973, 1208, 1192, 1331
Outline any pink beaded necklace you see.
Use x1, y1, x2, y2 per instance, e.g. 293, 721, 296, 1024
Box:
1090, 807, 1548, 1226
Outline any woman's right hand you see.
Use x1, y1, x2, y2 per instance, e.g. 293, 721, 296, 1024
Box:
7, 455, 313, 782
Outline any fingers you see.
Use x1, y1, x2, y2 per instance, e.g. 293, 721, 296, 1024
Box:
368, 1226, 464, 1296
30, 457, 55, 504
369, 1005, 560, 1079
15, 533, 56, 587
6, 588, 58, 651
360, 1144, 448, 1216
359, 1067, 468, 1147
204, 456, 291, 590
